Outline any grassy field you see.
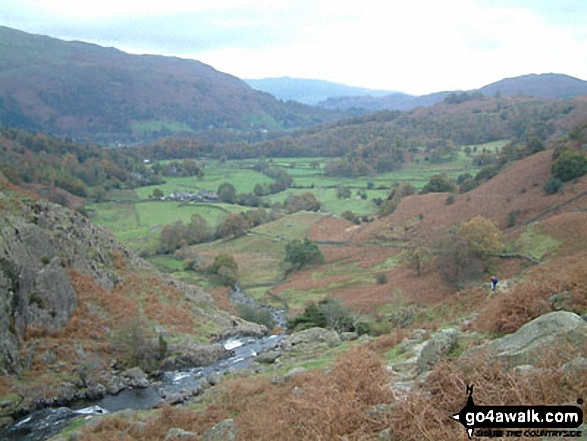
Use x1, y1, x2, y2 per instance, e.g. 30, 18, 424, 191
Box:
135, 163, 274, 199
87, 200, 249, 252
87, 140, 508, 310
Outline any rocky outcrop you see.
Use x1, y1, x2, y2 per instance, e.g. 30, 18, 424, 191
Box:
203, 419, 237, 441
161, 343, 229, 370
279, 327, 341, 352
486, 311, 587, 367
0, 191, 214, 376
417, 328, 459, 373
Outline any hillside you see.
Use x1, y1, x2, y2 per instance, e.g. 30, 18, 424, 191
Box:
319, 90, 451, 111
40, 126, 587, 440
480, 73, 587, 98
318, 73, 587, 111
0, 174, 264, 422
0, 27, 343, 143
244, 77, 399, 105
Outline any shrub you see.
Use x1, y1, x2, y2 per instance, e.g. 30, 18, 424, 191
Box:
336, 186, 352, 199
421, 174, 455, 194
543, 177, 564, 195
506, 209, 521, 228
551, 150, 587, 182
341, 210, 357, 223
288, 298, 356, 333
284, 238, 324, 270
375, 272, 388, 284
236, 304, 275, 329
210, 253, 238, 285
445, 194, 456, 205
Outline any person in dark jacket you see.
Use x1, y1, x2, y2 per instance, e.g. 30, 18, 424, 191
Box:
490, 276, 499, 292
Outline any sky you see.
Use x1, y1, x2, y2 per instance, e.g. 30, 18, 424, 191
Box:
1, 0, 587, 95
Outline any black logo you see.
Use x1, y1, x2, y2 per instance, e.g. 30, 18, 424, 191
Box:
452, 385, 584, 439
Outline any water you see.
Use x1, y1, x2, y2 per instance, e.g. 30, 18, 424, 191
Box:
2, 288, 286, 441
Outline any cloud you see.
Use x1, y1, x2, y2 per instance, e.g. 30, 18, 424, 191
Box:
1, 0, 587, 94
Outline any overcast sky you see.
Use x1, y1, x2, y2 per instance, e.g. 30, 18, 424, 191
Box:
2, 0, 587, 95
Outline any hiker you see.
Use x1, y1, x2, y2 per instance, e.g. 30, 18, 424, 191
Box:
490, 276, 499, 292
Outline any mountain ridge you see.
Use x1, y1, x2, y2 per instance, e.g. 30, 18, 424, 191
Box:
0, 26, 344, 143
245, 77, 401, 105
317, 73, 587, 111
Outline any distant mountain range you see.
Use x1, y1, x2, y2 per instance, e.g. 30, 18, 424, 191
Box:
248, 74, 587, 112
2, 26, 587, 144
244, 77, 398, 105
0, 26, 344, 143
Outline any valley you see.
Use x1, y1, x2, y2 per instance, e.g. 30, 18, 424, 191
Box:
1, 24, 587, 441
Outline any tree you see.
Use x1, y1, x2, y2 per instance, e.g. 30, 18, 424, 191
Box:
434, 217, 502, 288
210, 253, 238, 285
187, 213, 209, 243
341, 210, 357, 223
111, 315, 159, 370
284, 192, 321, 213
217, 182, 236, 203
421, 174, 455, 194
543, 177, 563, 195
457, 216, 503, 260
336, 186, 352, 199
434, 233, 484, 289
216, 213, 249, 238
284, 238, 324, 270
159, 221, 187, 254
551, 151, 587, 182
403, 244, 432, 278
151, 188, 164, 199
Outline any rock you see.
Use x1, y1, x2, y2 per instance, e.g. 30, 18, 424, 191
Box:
85, 384, 106, 400
55, 383, 76, 405
254, 350, 281, 364
365, 403, 395, 422
161, 344, 228, 370
121, 367, 149, 389
68, 431, 82, 441
127, 421, 147, 438
165, 427, 197, 440
0, 394, 23, 417
487, 311, 587, 367
548, 291, 573, 311
284, 367, 307, 381
417, 329, 459, 373
378, 427, 394, 440
203, 418, 237, 441
42, 350, 57, 365
0, 416, 14, 429
563, 357, 587, 377
207, 372, 223, 386
340, 331, 359, 341
512, 365, 536, 376
122, 366, 147, 382
280, 327, 341, 352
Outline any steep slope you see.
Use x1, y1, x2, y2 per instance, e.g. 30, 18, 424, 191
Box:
0, 26, 341, 143
0, 174, 263, 416
354, 149, 587, 244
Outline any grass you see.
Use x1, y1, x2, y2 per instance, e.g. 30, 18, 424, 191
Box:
515, 223, 561, 260
193, 212, 327, 295
131, 120, 193, 135
135, 163, 274, 199
87, 200, 248, 252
